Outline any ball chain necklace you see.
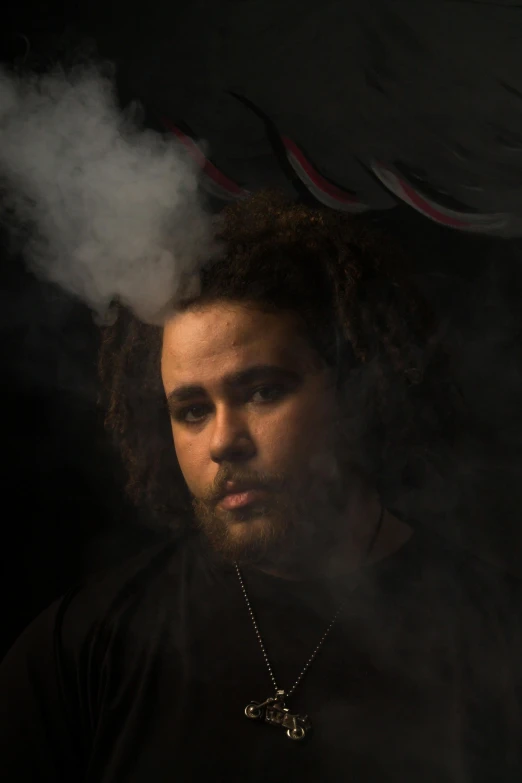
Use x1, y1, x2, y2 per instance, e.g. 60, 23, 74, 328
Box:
235, 506, 385, 741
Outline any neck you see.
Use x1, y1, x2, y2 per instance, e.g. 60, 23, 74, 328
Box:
253, 494, 413, 582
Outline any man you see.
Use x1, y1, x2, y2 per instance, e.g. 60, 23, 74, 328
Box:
1, 191, 521, 781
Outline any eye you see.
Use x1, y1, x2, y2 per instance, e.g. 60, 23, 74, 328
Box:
250, 384, 286, 403
176, 404, 211, 424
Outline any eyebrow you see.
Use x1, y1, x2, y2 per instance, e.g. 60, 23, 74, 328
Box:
166, 364, 302, 406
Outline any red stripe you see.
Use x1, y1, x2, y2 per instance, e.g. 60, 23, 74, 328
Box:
282, 136, 360, 205
372, 162, 509, 232
397, 177, 470, 228
165, 121, 246, 197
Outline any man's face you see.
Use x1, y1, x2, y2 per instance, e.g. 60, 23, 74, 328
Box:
161, 301, 344, 565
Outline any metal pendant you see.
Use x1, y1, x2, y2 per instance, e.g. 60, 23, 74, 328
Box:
245, 690, 311, 741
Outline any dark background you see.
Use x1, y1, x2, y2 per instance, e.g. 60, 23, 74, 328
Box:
2, 1, 522, 658
0, 3, 170, 656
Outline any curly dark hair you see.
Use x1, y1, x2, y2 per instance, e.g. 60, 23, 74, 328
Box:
99, 190, 462, 527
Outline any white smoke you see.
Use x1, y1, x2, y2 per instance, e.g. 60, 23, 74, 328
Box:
0, 63, 216, 323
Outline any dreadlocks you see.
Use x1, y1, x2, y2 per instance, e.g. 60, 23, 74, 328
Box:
99, 190, 460, 525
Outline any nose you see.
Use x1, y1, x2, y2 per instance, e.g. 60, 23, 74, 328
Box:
209, 404, 256, 464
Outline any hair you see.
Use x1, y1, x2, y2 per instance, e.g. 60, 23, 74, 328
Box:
99, 190, 463, 526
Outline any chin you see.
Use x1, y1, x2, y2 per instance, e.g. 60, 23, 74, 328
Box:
201, 507, 291, 564
226, 515, 279, 559
226, 514, 274, 543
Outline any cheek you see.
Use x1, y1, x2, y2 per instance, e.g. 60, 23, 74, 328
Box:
171, 426, 208, 495
256, 396, 336, 469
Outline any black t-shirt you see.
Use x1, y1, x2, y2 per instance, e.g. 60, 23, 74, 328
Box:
1, 526, 522, 782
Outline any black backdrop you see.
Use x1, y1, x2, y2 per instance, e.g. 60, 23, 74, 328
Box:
2, 0, 522, 658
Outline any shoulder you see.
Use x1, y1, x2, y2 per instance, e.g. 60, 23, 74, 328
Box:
404, 522, 519, 591
2, 535, 190, 671
406, 524, 522, 645
59, 535, 190, 652
383, 522, 521, 627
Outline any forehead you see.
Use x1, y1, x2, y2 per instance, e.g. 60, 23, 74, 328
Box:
161, 302, 317, 385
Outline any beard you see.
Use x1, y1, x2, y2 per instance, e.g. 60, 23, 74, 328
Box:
192, 457, 352, 569
193, 492, 294, 565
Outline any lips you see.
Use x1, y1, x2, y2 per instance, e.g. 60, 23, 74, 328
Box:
217, 485, 267, 510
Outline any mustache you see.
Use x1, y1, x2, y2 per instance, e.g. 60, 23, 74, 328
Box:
200, 467, 286, 506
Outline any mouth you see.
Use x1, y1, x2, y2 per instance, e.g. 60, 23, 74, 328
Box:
217, 486, 268, 511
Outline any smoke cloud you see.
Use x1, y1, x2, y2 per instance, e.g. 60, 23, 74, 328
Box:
0, 62, 216, 323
